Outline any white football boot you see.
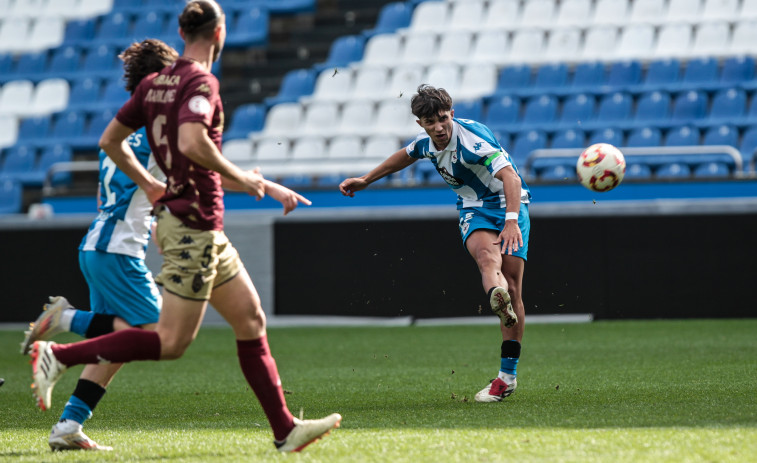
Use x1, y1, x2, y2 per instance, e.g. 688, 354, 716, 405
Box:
474, 377, 517, 403
489, 287, 517, 328
275, 413, 342, 452
30, 341, 67, 411
49, 419, 113, 451
21, 296, 73, 354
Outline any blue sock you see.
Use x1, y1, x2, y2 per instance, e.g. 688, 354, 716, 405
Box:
70, 311, 95, 338
499, 340, 521, 377
500, 357, 519, 376
60, 396, 92, 425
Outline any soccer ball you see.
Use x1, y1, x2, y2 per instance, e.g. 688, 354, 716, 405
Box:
576, 143, 626, 192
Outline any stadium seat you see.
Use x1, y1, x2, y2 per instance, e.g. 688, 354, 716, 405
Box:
665, 125, 700, 146
581, 26, 618, 61
425, 63, 461, 96
702, 124, 738, 147
364, 135, 401, 159
78, 108, 116, 149
363, 2, 412, 38
26, 79, 69, 117
570, 61, 606, 93
307, 67, 353, 103
605, 61, 642, 90
551, 128, 585, 149
739, 126, 757, 169
588, 127, 624, 146
225, 103, 266, 141
80, 44, 119, 79
314, 35, 364, 72
558, 93, 596, 128
665, 0, 703, 22
453, 98, 483, 121
0, 17, 31, 54
77, 0, 113, 18
519, 0, 556, 28
506, 30, 545, 65
482, 0, 521, 31
62, 19, 96, 47
436, 31, 474, 65
626, 127, 663, 147
521, 94, 558, 129
17, 115, 51, 145
633, 91, 672, 128
13, 51, 47, 81
48, 46, 82, 80
300, 102, 340, 137
556, 0, 592, 27
407, 1, 448, 32
539, 164, 576, 181
31, 144, 73, 187
694, 161, 731, 178
656, 162, 691, 178
362, 34, 402, 67
706, 88, 746, 126
0, 178, 22, 214
624, 162, 652, 179
493, 64, 531, 96
0, 115, 18, 149
671, 90, 708, 123
337, 100, 376, 137
291, 135, 327, 160
592, 92, 633, 127
351, 66, 390, 101
249, 0, 315, 15
641, 58, 682, 92
742, 0, 757, 18
457, 64, 497, 101
264, 68, 316, 107
27, 17, 65, 52
327, 135, 363, 159
96, 12, 131, 46
94, 79, 130, 112
529, 63, 569, 96
689, 22, 731, 58
253, 137, 291, 162
730, 20, 757, 55
720, 56, 756, 88
280, 174, 315, 189
0, 80, 34, 117
510, 130, 547, 166
67, 77, 102, 111
628, 0, 666, 23
0, 53, 12, 78
615, 25, 655, 60
470, 30, 510, 66
654, 24, 692, 59
448, 0, 486, 32
384, 64, 423, 100
221, 139, 253, 165
701, 0, 740, 21
543, 28, 581, 64
400, 33, 438, 65
47, 110, 85, 146
129, 11, 165, 43
484, 95, 521, 132
374, 98, 418, 139
256, 102, 303, 140
0, 144, 35, 180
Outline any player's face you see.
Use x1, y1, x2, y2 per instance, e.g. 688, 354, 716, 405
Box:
417, 109, 454, 150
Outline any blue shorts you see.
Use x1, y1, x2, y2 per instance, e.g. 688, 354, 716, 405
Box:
78, 250, 161, 326
458, 203, 530, 260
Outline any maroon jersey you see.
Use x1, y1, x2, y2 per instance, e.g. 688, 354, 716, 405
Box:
116, 58, 225, 231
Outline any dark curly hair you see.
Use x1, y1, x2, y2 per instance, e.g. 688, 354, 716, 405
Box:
120, 39, 179, 94
410, 84, 453, 120
178, 0, 225, 40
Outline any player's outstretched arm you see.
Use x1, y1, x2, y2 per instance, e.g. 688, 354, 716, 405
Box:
263, 180, 312, 215
339, 148, 416, 197
100, 119, 166, 205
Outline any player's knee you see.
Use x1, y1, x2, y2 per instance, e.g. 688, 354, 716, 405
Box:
157, 334, 194, 359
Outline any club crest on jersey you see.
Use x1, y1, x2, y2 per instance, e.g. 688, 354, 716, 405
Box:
437, 166, 463, 187
451, 151, 458, 163
188, 95, 211, 115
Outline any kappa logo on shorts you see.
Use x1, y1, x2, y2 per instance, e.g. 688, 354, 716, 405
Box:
169, 275, 182, 285
192, 273, 205, 293
179, 235, 194, 244
179, 250, 191, 260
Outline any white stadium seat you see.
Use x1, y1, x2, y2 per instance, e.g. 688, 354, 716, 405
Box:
741, 0, 757, 18
362, 34, 402, 67
436, 31, 474, 64
519, 0, 556, 28
351, 66, 390, 101
581, 26, 619, 61
665, 0, 703, 23
306, 67, 353, 104
291, 136, 327, 160
544, 27, 582, 63
300, 102, 340, 137
505, 30, 546, 64
470, 30, 510, 66
592, 0, 630, 26
425, 63, 461, 97
337, 100, 377, 136
615, 24, 656, 60
0, 18, 31, 54
690, 22, 731, 58
327, 135, 363, 159
556, 0, 593, 27
26, 78, 70, 117
0, 80, 34, 117
27, 17, 65, 52
364, 135, 403, 159
408, 1, 449, 32
0, 115, 18, 149
730, 20, 757, 55
400, 33, 438, 65
654, 24, 693, 58
449, 0, 486, 32
385, 64, 424, 99
456, 64, 497, 101
629, 0, 668, 24
222, 139, 254, 164
374, 98, 417, 139
255, 102, 302, 140
253, 137, 291, 162
482, 0, 521, 31
701, 0, 740, 22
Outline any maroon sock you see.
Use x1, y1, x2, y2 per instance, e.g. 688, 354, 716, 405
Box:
237, 336, 294, 441
52, 328, 161, 366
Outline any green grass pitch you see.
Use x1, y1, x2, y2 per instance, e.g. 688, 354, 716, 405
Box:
1, 319, 755, 462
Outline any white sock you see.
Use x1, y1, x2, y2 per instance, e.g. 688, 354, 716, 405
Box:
59, 309, 75, 331
497, 372, 516, 384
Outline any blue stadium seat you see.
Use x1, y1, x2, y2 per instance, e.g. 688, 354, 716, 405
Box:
130, 11, 165, 43
570, 61, 605, 93
67, 77, 103, 111
226, 7, 269, 48
314, 35, 365, 72
225, 103, 266, 141
521, 94, 558, 129
626, 127, 662, 147
671, 90, 707, 123
93, 79, 130, 112
526, 63, 569, 96
705, 88, 746, 126
96, 12, 132, 46
587, 92, 632, 129
702, 124, 738, 147
0, 178, 22, 214
551, 128, 585, 149
739, 126, 757, 169
483, 95, 521, 132
633, 91, 671, 128
48, 46, 82, 80
605, 60, 642, 90
0, 54, 13, 78
13, 52, 47, 81
624, 162, 652, 179
656, 162, 691, 178
693, 161, 730, 178
558, 93, 595, 128
640, 58, 681, 92
665, 125, 700, 146
494, 64, 531, 96
453, 98, 483, 121
251, 0, 316, 14
17, 116, 51, 145
80, 45, 120, 79
539, 164, 576, 181
48, 111, 86, 146
0, 145, 36, 181
511, 130, 547, 165
27, 144, 73, 187
720, 56, 755, 88
364, 2, 412, 37
62, 19, 96, 47
588, 127, 624, 146
679, 57, 719, 91
78, 108, 116, 149
263, 68, 316, 107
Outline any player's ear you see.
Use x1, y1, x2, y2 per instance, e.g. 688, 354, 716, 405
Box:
450, 109, 454, 118
415, 119, 422, 127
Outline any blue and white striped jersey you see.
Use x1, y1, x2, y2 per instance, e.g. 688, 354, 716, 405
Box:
80, 127, 165, 259
406, 118, 531, 209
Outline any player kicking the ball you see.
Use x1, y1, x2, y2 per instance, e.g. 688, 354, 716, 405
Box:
340, 85, 531, 403
28, 0, 340, 453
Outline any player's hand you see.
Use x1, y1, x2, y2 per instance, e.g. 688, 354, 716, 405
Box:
339, 177, 368, 197
265, 181, 312, 215
493, 221, 523, 256
146, 181, 166, 206
243, 168, 266, 200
